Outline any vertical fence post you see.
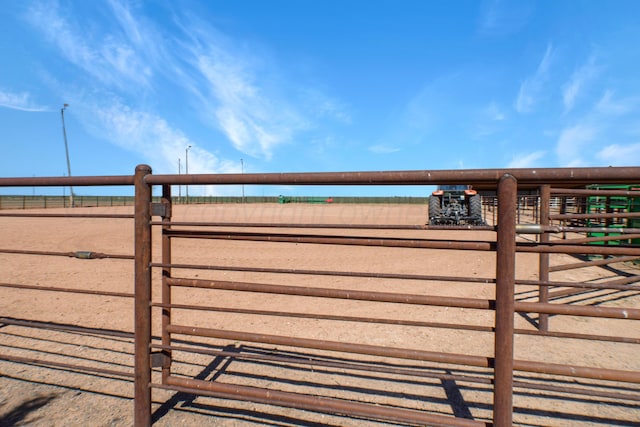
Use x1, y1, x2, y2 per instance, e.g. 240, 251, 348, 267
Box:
494, 174, 517, 427
161, 184, 172, 383
538, 184, 550, 332
134, 165, 152, 427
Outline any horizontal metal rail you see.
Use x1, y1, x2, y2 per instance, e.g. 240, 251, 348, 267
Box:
550, 212, 640, 220
551, 188, 640, 196
0, 212, 133, 218
153, 262, 495, 284
153, 302, 640, 344
0, 317, 134, 339
158, 378, 487, 427
167, 324, 492, 368
514, 301, 640, 320
549, 255, 640, 272
167, 325, 640, 384
145, 166, 640, 187
0, 175, 134, 187
152, 302, 493, 331
0, 248, 134, 260
166, 277, 493, 310
0, 282, 133, 298
0, 353, 134, 379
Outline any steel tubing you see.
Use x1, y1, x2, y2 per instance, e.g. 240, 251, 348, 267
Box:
152, 302, 494, 332
0, 354, 134, 379
161, 184, 172, 383
166, 277, 493, 310
0, 248, 133, 259
151, 343, 493, 385
0, 317, 134, 339
133, 165, 152, 427
493, 174, 517, 427
513, 359, 640, 383
516, 243, 640, 255
166, 325, 492, 368
162, 377, 487, 427
551, 187, 640, 196
0, 282, 133, 298
153, 262, 495, 284
165, 229, 495, 251
538, 184, 550, 332
554, 234, 640, 245
550, 212, 640, 220
0, 213, 133, 218
515, 301, 640, 320
145, 166, 640, 187
0, 175, 134, 187
548, 255, 640, 272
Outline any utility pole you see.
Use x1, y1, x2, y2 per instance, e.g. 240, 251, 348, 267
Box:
60, 104, 74, 207
241, 158, 245, 202
185, 145, 192, 204
178, 158, 182, 201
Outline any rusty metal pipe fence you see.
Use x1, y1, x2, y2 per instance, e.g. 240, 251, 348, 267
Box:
1, 165, 639, 426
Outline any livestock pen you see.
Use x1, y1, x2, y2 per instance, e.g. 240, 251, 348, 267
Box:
1, 165, 639, 426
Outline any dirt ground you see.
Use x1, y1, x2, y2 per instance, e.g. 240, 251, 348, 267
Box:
0, 203, 639, 426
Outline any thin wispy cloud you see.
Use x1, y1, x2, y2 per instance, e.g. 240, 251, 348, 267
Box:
0, 90, 49, 112
562, 55, 599, 113
369, 144, 401, 154
478, 0, 534, 36
555, 123, 597, 164
597, 143, 640, 166
596, 90, 636, 115
515, 44, 554, 113
23, 0, 347, 172
507, 150, 546, 168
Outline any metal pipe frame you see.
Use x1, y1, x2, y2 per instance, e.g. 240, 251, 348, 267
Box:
2, 165, 640, 426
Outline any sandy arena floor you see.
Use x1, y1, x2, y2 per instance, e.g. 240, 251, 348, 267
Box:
0, 203, 639, 426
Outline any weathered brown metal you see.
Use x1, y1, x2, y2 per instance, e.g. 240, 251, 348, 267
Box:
161, 377, 487, 427
166, 324, 492, 368
133, 164, 152, 427
153, 262, 495, 284
0, 212, 133, 218
166, 277, 493, 310
549, 255, 640, 272
0, 248, 133, 259
153, 302, 494, 332
513, 359, 640, 383
0, 175, 134, 187
0, 282, 133, 298
0, 353, 134, 378
166, 228, 495, 251
515, 300, 640, 320
550, 211, 640, 220
145, 166, 640, 187
538, 184, 550, 332
161, 184, 172, 384
551, 187, 640, 196
493, 174, 517, 427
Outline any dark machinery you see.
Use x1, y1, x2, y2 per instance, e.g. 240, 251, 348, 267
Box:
428, 185, 484, 225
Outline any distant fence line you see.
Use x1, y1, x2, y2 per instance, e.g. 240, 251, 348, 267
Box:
0, 195, 430, 210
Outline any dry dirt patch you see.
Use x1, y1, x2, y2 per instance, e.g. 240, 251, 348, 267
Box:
1, 204, 639, 426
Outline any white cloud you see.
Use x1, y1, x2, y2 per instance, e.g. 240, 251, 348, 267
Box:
0, 90, 49, 112
555, 123, 597, 162
596, 90, 636, 115
27, 0, 153, 89
562, 55, 599, 113
369, 144, 401, 154
478, 0, 534, 36
515, 44, 554, 113
597, 143, 640, 166
485, 102, 506, 121
507, 150, 546, 168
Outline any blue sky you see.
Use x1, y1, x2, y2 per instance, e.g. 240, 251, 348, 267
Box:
1, 1, 640, 196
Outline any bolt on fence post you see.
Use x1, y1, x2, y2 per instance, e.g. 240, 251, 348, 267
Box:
134, 164, 152, 427
538, 184, 550, 332
494, 174, 517, 427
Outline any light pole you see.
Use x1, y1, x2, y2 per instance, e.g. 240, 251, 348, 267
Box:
240, 158, 245, 202
178, 158, 182, 201
60, 104, 74, 207
185, 145, 192, 204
